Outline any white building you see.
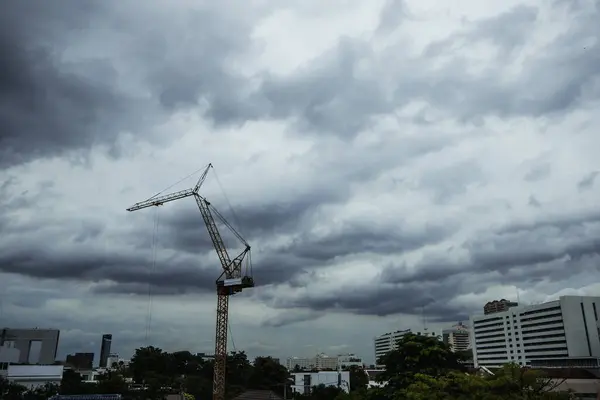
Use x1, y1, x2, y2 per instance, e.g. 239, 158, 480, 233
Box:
374, 329, 437, 363
337, 354, 363, 369
286, 353, 338, 371
290, 371, 350, 395
471, 295, 600, 368
0, 344, 20, 377
442, 322, 471, 352
6, 365, 63, 389
365, 369, 386, 389
106, 354, 130, 370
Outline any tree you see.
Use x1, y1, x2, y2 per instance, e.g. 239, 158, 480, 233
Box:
347, 366, 369, 392
377, 333, 463, 394
401, 366, 573, 400
0, 376, 26, 400
59, 369, 95, 395
307, 384, 344, 400
248, 356, 290, 397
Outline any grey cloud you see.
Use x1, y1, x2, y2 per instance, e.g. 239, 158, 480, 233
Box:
0, 1, 142, 168
528, 195, 541, 207
262, 212, 600, 323
0, 244, 221, 294
0, 1, 267, 168
385, 213, 600, 286
577, 171, 599, 191
376, 0, 409, 35
417, 159, 484, 203
524, 163, 551, 182
262, 310, 325, 328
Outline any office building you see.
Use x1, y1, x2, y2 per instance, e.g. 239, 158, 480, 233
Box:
484, 299, 518, 315
65, 353, 94, 370
0, 328, 60, 365
442, 322, 471, 352
99, 334, 112, 368
471, 295, 600, 368
374, 329, 411, 363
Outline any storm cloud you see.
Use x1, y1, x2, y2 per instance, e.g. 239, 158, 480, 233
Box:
1, 0, 600, 363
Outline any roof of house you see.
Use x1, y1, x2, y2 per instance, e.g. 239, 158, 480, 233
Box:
232, 390, 284, 400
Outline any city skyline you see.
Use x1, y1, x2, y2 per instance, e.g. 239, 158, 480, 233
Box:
2, 0, 600, 368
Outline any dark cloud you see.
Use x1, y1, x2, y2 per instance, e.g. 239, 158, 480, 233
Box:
577, 171, 599, 191
0, 1, 140, 167
262, 310, 325, 328
259, 211, 600, 323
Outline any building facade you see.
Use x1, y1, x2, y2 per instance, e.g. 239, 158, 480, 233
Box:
374, 329, 437, 363
66, 353, 94, 370
484, 299, 518, 315
337, 354, 363, 369
290, 371, 350, 395
442, 322, 471, 352
6, 365, 64, 389
99, 334, 112, 368
286, 354, 338, 371
374, 329, 411, 363
0, 328, 60, 365
471, 296, 600, 368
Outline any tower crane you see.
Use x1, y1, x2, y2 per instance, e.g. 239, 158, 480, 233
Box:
126, 163, 254, 400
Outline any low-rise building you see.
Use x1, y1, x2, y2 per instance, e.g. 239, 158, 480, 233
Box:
6, 365, 63, 389
290, 371, 350, 395
337, 354, 363, 369
286, 353, 338, 371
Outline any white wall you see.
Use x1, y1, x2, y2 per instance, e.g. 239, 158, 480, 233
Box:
561, 296, 600, 357
291, 371, 350, 394
7, 365, 63, 389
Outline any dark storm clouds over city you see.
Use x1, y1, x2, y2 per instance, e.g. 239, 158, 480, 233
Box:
1, 0, 599, 361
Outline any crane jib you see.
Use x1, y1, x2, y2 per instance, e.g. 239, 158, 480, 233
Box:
124, 163, 254, 400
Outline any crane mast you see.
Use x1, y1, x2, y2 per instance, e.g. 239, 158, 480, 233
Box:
126, 164, 254, 400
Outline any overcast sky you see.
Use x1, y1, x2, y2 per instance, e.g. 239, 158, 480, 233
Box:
1, 0, 600, 366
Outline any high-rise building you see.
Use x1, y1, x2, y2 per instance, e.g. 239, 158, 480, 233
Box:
483, 299, 518, 315
66, 352, 94, 370
99, 334, 112, 368
442, 322, 471, 353
374, 329, 411, 363
471, 296, 600, 368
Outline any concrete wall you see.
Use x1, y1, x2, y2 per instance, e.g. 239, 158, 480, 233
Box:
7, 364, 63, 389
1, 328, 60, 365
561, 296, 600, 358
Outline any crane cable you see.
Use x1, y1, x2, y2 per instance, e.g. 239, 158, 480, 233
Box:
228, 319, 237, 352
212, 168, 252, 277
212, 167, 245, 354
148, 163, 211, 200
145, 206, 160, 344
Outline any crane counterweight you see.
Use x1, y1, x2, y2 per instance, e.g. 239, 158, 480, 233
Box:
126, 163, 253, 400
